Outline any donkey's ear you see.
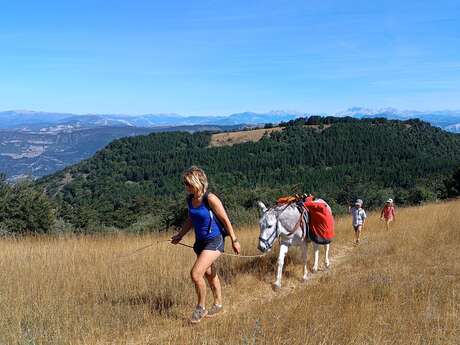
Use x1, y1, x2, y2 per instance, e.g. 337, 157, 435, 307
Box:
257, 201, 268, 213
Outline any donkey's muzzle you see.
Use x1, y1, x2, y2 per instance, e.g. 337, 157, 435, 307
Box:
257, 242, 271, 253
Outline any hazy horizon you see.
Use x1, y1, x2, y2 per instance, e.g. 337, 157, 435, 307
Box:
2, 106, 460, 118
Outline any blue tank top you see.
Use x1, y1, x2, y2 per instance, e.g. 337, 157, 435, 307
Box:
188, 197, 222, 241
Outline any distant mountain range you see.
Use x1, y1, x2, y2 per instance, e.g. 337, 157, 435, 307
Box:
0, 110, 303, 131
1, 108, 459, 132
335, 107, 460, 132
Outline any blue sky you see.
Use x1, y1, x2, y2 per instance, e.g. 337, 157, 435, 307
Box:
1, 0, 459, 115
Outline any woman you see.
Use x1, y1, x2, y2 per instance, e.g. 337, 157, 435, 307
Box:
380, 198, 396, 231
171, 166, 241, 323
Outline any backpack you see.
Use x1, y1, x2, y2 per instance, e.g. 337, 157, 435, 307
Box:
276, 194, 302, 205
188, 192, 228, 238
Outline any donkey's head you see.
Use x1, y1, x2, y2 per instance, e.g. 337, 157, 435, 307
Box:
257, 201, 278, 252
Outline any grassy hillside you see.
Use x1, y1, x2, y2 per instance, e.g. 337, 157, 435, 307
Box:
1, 199, 458, 344
37, 118, 460, 231
209, 126, 283, 146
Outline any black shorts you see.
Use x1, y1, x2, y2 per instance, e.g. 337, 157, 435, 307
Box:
193, 234, 225, 255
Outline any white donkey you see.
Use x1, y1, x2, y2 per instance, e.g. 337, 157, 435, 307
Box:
257, 201, 331, 289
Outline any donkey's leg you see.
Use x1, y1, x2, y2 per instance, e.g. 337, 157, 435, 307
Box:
324, 244, 331, 269
301, 240, 309, 282
312, 243, 319, 273
274, 244, 288, 289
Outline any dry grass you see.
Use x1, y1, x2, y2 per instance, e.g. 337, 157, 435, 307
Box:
209, 125, 332, 148
1, 200, 459, 345
209, 127, 283, 147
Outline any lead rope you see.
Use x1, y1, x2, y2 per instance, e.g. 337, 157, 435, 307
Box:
116, 239, 267, 260
174, 241, 267, 258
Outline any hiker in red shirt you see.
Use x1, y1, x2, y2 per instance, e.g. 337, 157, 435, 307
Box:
380, 198, 396, 231
303, 195, 335, 244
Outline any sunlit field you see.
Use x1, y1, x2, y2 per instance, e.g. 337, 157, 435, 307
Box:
1, 200, 459, 345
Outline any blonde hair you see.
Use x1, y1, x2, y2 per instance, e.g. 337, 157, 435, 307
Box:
182, 166, 208, 196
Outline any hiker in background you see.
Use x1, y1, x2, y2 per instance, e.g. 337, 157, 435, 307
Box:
171, 166, 241, 323
380, 198, 396, 231
348, 199, 367, 245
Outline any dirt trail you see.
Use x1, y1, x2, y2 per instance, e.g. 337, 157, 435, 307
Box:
150, 243, 355, 344
228, 243, 354, 309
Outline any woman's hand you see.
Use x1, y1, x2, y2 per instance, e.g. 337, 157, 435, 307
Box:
231, 238, 241, 255
171, 233, 182, 244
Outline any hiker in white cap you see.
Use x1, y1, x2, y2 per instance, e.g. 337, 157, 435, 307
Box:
380, 198, 396, 231
348, 199, 367, 244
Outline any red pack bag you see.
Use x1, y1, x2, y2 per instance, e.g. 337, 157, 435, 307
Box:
303, 198, 335, 244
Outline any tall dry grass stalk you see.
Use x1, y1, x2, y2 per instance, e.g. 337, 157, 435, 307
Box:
1, 200, 459, 344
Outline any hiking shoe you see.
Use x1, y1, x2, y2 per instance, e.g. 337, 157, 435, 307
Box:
190, 305, 207, 323
206, 304, 223, 318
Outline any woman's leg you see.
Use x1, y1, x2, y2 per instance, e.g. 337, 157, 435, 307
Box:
191, 250, 222, 307
205, 263, 222, 305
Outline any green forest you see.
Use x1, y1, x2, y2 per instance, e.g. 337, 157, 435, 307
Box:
1, 117, 460, 234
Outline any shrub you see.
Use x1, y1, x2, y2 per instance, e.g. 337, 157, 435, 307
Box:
0, 179, 55, 234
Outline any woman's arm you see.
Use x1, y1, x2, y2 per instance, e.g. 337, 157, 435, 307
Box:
207, 193, 241, 254
171, 216, 193, 244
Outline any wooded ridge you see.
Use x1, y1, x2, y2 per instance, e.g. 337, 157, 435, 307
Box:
1, 117, 459, 233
